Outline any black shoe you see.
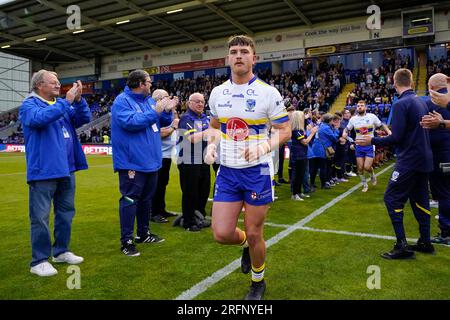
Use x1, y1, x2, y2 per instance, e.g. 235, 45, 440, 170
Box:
407, 239, 435, 254
245, 281, 266, 300
431, 233, 450, 245
241, 247, 251, 274
135, 232, 165, 243
161, 211, 178, 218
185, 224, 202, 232
121, 240, 140, 256
274, 181, 281, 187
381, 240, 415, 260
321, 184, 331, 189
278, 178, 289, 184
151, 215, 169, 223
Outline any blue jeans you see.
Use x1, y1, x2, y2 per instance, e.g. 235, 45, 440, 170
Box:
29, 174, 76, 267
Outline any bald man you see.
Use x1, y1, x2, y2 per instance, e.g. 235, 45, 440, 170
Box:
150, 90, 179, 223
176, 93, 214, 231
421, 73, 450, 245
422, 74, 450, 130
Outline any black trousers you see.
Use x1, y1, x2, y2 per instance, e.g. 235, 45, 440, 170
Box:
310, 158, 328, 187
151, 158, 172, 217
291, 159, 307, 195
178, 164, 211, 228
278, 144, 286, 179
118, 170, 157, 243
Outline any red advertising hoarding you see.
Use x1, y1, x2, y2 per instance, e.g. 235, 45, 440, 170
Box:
159, 58, 225, 73
60, 82, 94, 95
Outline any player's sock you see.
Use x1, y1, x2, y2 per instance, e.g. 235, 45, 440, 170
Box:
239, 230, 248, 248
251, 263, 265, 283
359, 174, 366, 184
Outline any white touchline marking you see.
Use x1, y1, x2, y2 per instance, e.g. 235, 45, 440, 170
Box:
175, 163, 395, 300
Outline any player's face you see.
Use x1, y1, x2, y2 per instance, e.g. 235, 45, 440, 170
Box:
357, 102, 366, 115
228, 45, 256, 77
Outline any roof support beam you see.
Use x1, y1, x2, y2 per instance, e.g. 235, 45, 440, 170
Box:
202, 2, 253, 36
0, 31, 86, 60
115, 0, 204, 44
0, 0, 220, 48
283, 0, 312, 26
0, 10, 117, 55
37, 0, 160, 50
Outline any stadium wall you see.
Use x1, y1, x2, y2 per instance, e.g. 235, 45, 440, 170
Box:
55, 12, 450, 82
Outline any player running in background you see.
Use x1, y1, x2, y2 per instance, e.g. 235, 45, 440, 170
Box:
344, 100, 391, 192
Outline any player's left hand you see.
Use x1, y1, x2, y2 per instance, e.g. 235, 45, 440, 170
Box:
355, 135, 372, 146
241, 141, 271, 162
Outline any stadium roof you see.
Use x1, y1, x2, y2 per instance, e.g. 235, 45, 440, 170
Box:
0, 0, 448, 64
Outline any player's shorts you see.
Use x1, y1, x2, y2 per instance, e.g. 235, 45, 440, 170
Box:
213, 162, 274, 206
355, 145, 375, 158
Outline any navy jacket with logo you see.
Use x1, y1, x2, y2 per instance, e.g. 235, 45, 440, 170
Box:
372, 89, 433, 173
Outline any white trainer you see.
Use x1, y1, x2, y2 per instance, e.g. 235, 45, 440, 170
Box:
52, 252, 84, 265
300, 193, 310, 198
30, 261, 58, 277
291, 194, 304, 201
362, 184, 369, 193
371, 175, 377, 186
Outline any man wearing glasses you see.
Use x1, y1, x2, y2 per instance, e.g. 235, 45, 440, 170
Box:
177, 92, 214, 232
111, 69, 175, 257
19, 70, 90, 276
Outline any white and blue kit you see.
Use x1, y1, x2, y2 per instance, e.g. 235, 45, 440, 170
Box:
208, 76, 289, 205
346, 113, 382, 158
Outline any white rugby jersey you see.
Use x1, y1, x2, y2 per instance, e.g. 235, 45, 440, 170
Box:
209, 76, 289, 168
346, 113, 382, 138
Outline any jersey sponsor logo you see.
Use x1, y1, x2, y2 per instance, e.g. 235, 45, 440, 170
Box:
359, 127, 369, 135
217, 101, 232, 108
246, 89, 258, 96
391, 171, 399, 182
232, 94, 244, 98
276, 100, 283, 106
245, 99, 256, 112
222, 89, 232, 95
226, 117, 249, 141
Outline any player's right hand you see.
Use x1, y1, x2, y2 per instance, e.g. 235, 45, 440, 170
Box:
204, 144, 217, 165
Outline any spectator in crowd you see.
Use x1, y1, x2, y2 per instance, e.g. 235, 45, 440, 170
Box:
111, 69, 174, 257
177, 92, 212, 232
290, 111, 317, 201
309, 113, 339, 190
357, 68, 434, 259
19, 70, 90, 276
150, 89, 179, 223
422, 73, 450, 246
